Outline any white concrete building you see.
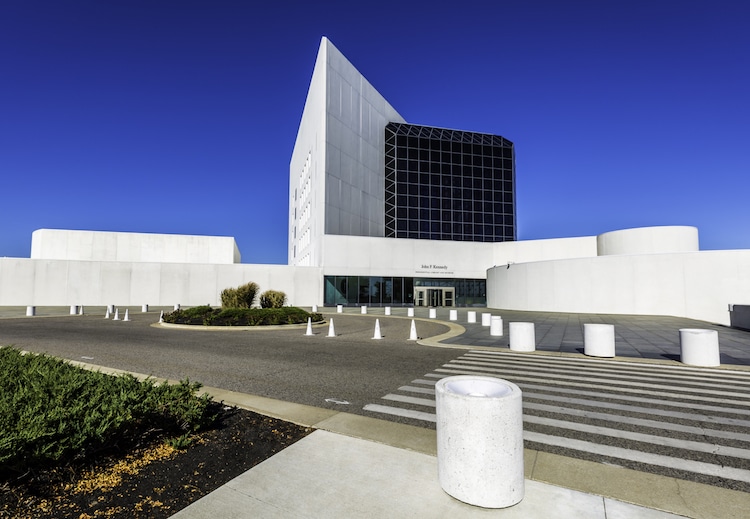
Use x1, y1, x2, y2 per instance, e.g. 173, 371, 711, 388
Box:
1, 37, 748, 327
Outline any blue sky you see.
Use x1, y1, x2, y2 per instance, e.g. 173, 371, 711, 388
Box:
2, 1, 748, 264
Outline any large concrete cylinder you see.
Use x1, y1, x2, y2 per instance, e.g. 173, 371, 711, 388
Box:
141, 304, 149, 313
69, 305, 78, 315
384, 306, 391, 316
467, 311, 477, 323
509, 322, 535, 352
26, 306, 35, 317
361, 305, 367, 314
407, 307, 415, 317
449, 309, 458, 321
337, 304, 343, 313
481, 312, 492, 326
490, 316, 503, 336
680, 329, 720, 366
584, 324, 615, 357
436, 375, 524, 508
429, 308, 437, 319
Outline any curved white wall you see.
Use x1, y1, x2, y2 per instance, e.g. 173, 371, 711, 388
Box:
487, 249, 750, 326
597, 226, 698, 256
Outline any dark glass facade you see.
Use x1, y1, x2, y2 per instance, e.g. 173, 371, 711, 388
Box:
324, 276, 486, 307
384, 123, 516, 242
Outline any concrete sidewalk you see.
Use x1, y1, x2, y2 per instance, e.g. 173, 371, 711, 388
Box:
170, 429, 681, 519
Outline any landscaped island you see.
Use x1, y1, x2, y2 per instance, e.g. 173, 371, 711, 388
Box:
162, 305, 324, 326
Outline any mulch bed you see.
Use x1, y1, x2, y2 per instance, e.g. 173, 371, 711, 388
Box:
0, 406, 311, 518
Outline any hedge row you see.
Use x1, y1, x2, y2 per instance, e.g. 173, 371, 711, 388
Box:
162, 305, 323, 326
0, 347, 215, 477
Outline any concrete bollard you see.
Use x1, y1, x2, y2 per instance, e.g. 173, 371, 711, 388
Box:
312, 304, 318, 312
70, 305, 78, 315
490, 315, 503, 336
436, 375, 524, 508
361, 305, 367, 314
327, 319, 336, 337
449, 309, 458, 321
509, 323, 536, 352
337, 304, 343, 313
429, 308, 437, 319
385, 306, 391, 316
584, 324, 615, 357
26, 306, 35, 317
407, 307, 415, 317
142, 304, 149, 313
467, 311, 477, 324
372, 319, 383, 339
174, 304, 180, 311
408, 319, 418, 341
680, 329, 720, 366
481, 313, 492, 326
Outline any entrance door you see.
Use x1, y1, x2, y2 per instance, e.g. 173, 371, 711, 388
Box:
414, 287, 455, 307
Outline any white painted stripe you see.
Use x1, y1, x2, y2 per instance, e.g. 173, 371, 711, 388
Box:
523, 431, 750, 484
398, 385, 435, 395
382, 394, 436, 407
363, 404, 437, 422
524, 414, 750, 461
523, 401, 750, 443
523, 390, 750, 427
430, 369, 750, 408
442, 362, 750, 401
456, 357, 750, 390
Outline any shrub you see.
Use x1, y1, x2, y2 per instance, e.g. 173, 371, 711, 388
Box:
0, 347, 215, 477
162, 307, 323, 327
221, 282, 259, 309
260, 290, 287, 308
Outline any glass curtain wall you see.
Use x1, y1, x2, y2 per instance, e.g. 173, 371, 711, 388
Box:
324, 276, 485, 307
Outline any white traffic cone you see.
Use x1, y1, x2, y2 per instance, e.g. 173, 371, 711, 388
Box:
123, 309, 130, 322
79, 305, 84, 315
113, 308, 120, 321
158, 310, 164, 323
104, 308, 110, 319
372, 319, 383, 340
408, 319, 418, 341
305, 317, 313, 336
327, 319, 336, 337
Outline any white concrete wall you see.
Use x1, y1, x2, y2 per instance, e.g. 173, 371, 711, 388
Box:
487, 249, 750, 326
597, 226, 699, 256
31, 229, 240, 264
0, 258, 323, 307
321, 234, 597, 279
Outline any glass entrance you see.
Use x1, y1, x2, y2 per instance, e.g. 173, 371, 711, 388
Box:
414, 287, 455, 307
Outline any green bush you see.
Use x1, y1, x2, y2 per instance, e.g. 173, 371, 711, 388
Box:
0, 347, 215, 477
260, 290, 287, 308
163, 307, 322, 326
221, 281, 259, 309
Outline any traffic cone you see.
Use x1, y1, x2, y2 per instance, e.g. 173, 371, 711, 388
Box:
158, 310, 164, 323
327, 319, 336, 337
104, 308, 110, 319
305, 317, 313, 336
113, 309, 120, 321
123, 309, 130, 321
372, 319, 383, 340
409, 319, 418, 341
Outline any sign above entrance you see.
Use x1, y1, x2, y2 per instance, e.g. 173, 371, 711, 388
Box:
415, 263, 454, 276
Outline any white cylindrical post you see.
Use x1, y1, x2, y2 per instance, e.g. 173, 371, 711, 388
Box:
385, 306, 391, 316
26, 306, 35, 317
584, 324, 616, 357
407, 308, 415, 317
337, 304, 343, 313
436, 375, 524, 508
680, 329, 720, 366
69, 305, 78, 315
490, 316, 503, 336
481, 313, 492, 326
449, 309, 458, 321
509, 323, 536, 352
174, 304, 180, 311
361, 305, 367, 314
312, 304, 318, 312
429, 308, 437, 319
467, 311, 477, 324
107, 304, 115, 314
142, 304, 149, 313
